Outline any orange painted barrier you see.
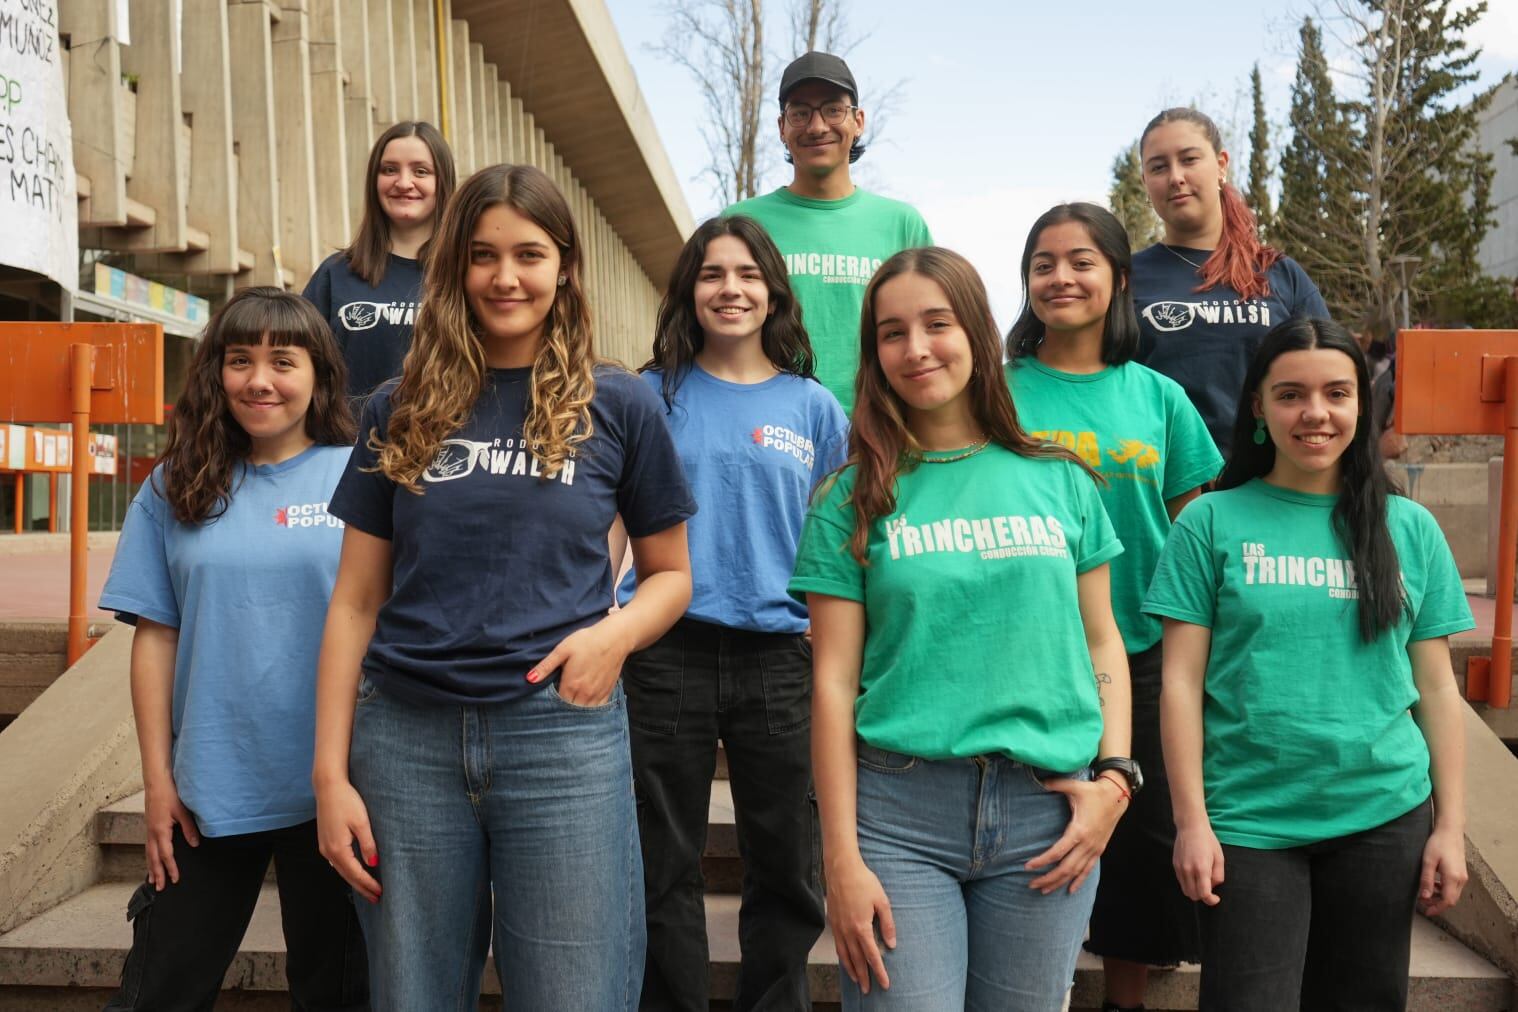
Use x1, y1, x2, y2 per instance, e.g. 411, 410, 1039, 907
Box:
0, 323, 164, 664
1396, 328, 1518, 708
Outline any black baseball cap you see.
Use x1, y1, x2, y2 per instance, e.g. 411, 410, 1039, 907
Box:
778, 52, 857, 105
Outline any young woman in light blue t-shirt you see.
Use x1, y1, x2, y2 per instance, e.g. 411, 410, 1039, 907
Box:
99, 288, 364, 1010
1005, 202, 1221, 1012
1148, 317, 1471, 1011
617, 214, 847, 1009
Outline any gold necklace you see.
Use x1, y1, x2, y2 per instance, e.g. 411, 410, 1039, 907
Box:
1162, 244, 1208, 272
910, 437, 991, 464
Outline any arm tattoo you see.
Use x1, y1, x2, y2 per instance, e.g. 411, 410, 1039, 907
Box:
1095, 671, 1112, 708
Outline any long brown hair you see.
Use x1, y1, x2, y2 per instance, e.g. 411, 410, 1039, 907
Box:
157, 287, 355, 524
1140, 107, 1282, 302
344, 121, 456, 286
644, 215, 815, 408
372, 164, 597, 490
844, 247, 1092, 562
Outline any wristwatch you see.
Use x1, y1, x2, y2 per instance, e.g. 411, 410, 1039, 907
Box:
1093, 757, 1144, 797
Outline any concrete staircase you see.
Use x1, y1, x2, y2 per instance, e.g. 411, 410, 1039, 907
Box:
1, 748, 1513, 1010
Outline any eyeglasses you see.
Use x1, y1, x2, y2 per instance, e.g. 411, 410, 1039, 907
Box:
782, 102, 857, 128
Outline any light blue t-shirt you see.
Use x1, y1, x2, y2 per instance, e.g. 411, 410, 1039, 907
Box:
617, 365, 848, 632
100, 444, 351, 837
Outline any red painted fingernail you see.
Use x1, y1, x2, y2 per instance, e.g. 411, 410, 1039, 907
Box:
526, 669, 541, 683
367, 853, 379, 867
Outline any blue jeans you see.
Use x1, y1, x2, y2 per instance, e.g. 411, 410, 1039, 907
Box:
846, 744, 1097, 1012
349, 675, 644, 1011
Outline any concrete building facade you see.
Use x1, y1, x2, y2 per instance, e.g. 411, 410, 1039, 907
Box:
1477, 76, 1518, 281
8, 0, 693, 533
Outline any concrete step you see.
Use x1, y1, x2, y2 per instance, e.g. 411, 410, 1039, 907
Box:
0, 881, 1509, 1009
97, 783, 745, 891
0, 883, 840, 1003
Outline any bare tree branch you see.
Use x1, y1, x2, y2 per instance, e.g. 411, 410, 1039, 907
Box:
653, 0, 769, 205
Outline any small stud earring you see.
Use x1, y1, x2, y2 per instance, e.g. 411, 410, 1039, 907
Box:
1253, 417, 1268, 445
557, 274, 567, 287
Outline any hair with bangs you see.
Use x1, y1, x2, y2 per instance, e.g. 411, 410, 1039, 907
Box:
158, 286, 354, 524
644, 215, 815, 407
1006, 202, 1140, 363
843, 246, 1096, 563
344, 121, 457, 286
1219, 316, 1406, 641
372, 164, 598, 490
1140, 107, 1283, 302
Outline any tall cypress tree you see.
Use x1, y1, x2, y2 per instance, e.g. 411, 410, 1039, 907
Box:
1275, 17, 1365, 322
1247, 64, 1273, 237
1108, 140, 1162, 252
1275, 1, 1497, 331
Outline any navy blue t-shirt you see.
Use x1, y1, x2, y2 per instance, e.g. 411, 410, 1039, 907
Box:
302, 252, 423, 400
1132, 245, 1329, 455
329, 366, 696, 704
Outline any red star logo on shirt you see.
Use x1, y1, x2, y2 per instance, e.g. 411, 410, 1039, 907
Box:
752, 428, 764, 444
274, 507, 288, 527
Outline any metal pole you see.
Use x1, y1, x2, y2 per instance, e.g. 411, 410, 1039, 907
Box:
67, 344, 93, 665
1487, 357, 1518, 709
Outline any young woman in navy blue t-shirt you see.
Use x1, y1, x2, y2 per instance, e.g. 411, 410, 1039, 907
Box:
1132, 107, 1329, 458
303, 121, 456, 399
313, 164, 695, 1009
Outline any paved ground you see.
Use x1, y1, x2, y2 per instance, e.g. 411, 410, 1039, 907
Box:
0, 535, 118, 621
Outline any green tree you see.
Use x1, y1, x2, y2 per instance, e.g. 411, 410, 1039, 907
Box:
1247, 64, 1273, 237
1108, 140, 1162, 252
1277, 1, 1497, 332
1274, 17, 1366, 322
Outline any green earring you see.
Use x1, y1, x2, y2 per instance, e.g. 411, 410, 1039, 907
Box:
1252, 417, 1267, 445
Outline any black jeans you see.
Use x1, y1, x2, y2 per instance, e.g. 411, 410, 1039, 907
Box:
105, 819, 369, 1012
1199, 799, 1432, 1011
624, 617, 825, 1012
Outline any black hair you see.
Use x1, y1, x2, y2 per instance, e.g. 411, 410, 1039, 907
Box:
157, 287, 354, 524
643, 216, 816, 406
1219, 316, 1407, 641
1006, 202, 1140, 364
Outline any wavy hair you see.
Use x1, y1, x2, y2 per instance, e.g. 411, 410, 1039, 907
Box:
373, 164, 597, 490
1006, 202, 1140, 364
344, 121, 456, 286
644, 215, 815, 407
845, 247, 1095, 563
1219, 317, 1407, 641
157, 287, 354, 524
1140, 107, 1283, 302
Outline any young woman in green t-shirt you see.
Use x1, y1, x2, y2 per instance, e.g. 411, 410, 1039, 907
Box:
1005, 203, 1221, 1012
791, 246, 1137, 1009
1147, 317, 1471, 1010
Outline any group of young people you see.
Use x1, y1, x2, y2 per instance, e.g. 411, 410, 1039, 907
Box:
94, 47, 1470, 1012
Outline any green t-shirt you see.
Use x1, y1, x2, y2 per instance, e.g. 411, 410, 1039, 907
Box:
725, 187, 932, 413
1143, 480, 1474, 849
788, 444, 1122, 769
1006, 358, 1222, 653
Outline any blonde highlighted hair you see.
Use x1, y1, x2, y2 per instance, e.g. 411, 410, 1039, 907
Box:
372, 164, 597, 490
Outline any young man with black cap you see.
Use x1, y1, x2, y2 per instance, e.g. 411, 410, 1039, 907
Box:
727, 51, 932, 414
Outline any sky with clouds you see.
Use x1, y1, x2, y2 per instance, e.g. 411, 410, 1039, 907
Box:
604, 0, 1517, 328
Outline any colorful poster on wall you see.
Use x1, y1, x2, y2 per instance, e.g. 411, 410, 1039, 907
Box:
94, 263, 210, 326
88, 432, 117, 475
0, 0, 78, 292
